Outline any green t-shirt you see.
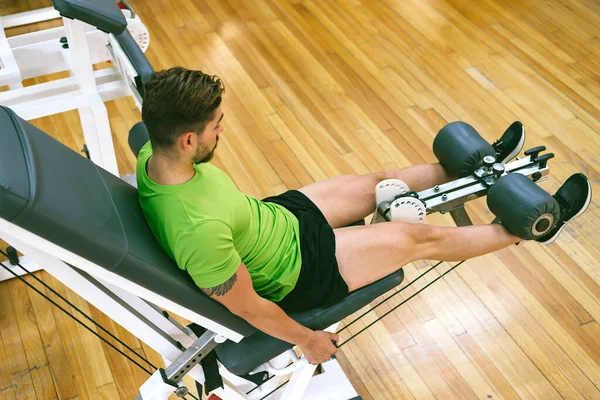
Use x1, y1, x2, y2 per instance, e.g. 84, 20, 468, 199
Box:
136, 142, 302, 302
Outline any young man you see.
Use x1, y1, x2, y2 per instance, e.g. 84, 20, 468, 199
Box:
136, 67, 592, 366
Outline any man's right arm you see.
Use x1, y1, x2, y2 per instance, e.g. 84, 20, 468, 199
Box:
201, 263, 339, 365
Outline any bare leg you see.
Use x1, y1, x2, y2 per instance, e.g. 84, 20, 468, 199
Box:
299, 163, 454, 228
334, 222, 519, 292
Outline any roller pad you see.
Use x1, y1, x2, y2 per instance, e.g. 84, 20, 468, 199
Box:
128, 122, 150, 157
433, 122, 495, 177
487, 173, 560, 240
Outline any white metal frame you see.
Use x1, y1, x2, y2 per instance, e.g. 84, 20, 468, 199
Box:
0, 8, 143, 282
0, 9, 144, 177
0, 217, 361, 399
1, 7, 60, 29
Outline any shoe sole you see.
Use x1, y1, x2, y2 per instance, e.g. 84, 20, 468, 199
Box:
540, 177, 593, 245
500, 124, 525, 164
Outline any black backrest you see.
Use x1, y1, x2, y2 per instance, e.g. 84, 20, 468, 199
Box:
0, 106, 255, 337
115, 29, 155, 95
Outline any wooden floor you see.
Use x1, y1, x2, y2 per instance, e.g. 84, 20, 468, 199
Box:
1, 0, 600, 398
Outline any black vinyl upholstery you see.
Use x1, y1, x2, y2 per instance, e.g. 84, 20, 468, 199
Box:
0, 106, 254, 337
51, 0, 127, 34
0, 106, 405, 376
51, 0, 154, 92
115, 29, 155, 90
433, 121, 496, 178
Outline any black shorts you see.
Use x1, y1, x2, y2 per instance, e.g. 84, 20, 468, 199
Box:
262, 190, 349, 312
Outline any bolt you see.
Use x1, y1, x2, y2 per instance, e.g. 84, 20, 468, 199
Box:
442, 194, 448, 201
434, 185, 440, 192
175, 386, 189, 397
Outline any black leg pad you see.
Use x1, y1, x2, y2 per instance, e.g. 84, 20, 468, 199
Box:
487, 173, 560, 240
433, 122, 495, 177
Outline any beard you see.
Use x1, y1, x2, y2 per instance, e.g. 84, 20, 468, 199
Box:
192, 136, 219, 165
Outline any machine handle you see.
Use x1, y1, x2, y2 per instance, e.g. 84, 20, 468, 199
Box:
524, 146, 546, 158
533, 153, 555, 168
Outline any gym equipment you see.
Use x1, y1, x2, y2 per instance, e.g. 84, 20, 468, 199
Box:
0, 0, 152, 177
376, 121, 557, 240
0, 105, 561, 399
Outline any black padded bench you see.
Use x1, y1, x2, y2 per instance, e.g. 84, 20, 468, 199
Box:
0, 105, 404, 377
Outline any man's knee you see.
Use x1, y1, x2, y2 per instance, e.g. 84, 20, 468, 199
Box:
367, 171, 390, 184
389, 223, 445, 262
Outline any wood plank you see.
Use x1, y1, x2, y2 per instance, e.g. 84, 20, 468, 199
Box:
455, 332, 521, 400
26, 271, 75, 400
40, 273, 100, 399
2, 0, 600, 399
97, 382, 122, 400
88, 306, 149, 400
0, 279, 34, 399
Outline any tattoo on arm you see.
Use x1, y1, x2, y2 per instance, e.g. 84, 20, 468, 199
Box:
201, 273, 237, 297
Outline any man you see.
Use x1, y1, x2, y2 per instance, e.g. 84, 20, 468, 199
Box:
136, 67, 591, 366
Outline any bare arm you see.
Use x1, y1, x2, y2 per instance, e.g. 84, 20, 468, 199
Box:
201, 263, 338, 364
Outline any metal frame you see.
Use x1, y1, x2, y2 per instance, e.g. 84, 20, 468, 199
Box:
1, 7, 60, 29
0, 10, 144, 177
0, 7, 147, 281
373, 148, 553, 226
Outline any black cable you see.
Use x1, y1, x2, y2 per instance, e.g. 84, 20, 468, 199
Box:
255, 260, 465, 399
258, 379, 290, 400
246, 373, 278, 395
335, 260, 465, 348
0, 259, 155, 375
245, 361, 296, 395
0, 249, 156, 371
0, 244, 460, 398
1, 253, 209, 399
337, 260, 444, 335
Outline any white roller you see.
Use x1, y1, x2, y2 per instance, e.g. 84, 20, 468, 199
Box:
375, 179, 410, 205
390, 197, 426, 224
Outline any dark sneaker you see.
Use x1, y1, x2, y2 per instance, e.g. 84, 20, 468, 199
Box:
537, 173, 592, 244
492, 121, 526, 164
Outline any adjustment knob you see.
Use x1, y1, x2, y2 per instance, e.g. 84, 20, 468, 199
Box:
492, 163, 505, 178
483, 155, 496, 168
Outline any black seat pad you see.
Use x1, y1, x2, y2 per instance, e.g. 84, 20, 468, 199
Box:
51, 0, 127, 34
115, 29, 154, 90
215, 269, 404, 376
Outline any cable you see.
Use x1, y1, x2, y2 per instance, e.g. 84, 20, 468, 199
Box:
258, 379, 289, 400
0, 249, 156, 371
0, 259, 155, 375
253, 260, 465, 399
0, 253, 208, 399
0, 245, 460, 398
246, 373, 278, 395
337, 260, 444, 335
335, 260, 465, 348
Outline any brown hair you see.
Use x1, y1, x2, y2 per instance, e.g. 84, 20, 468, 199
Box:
141, 67, 224, 151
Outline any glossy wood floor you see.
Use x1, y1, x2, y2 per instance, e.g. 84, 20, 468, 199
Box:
1, 0, 600, 398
